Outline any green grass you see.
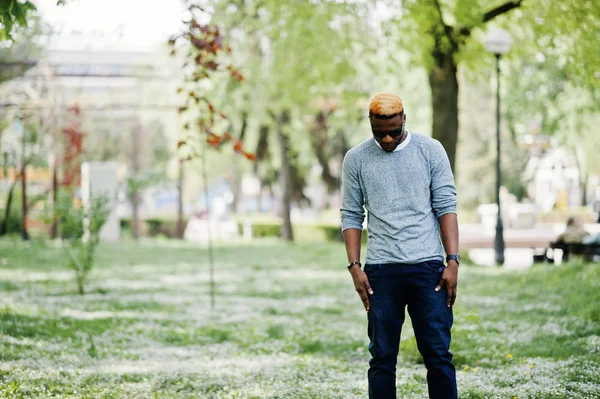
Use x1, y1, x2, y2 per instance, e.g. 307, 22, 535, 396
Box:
0, 239, 599, 398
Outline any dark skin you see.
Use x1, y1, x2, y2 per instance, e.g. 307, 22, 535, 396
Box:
371, 113, 407, 152
345, 112, 459, 311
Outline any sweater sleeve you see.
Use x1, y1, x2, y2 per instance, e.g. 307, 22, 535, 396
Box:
429, 140, 458, 218
340, 151, 365, 231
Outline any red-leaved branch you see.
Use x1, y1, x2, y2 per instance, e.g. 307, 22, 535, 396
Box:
169, 4, 255, 161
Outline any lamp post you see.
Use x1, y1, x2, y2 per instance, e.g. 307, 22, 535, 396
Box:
485, 28, 512, 266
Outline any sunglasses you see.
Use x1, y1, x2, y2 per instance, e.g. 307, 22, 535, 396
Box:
372, 124, 404, 139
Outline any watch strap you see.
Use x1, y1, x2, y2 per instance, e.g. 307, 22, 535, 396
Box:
446, 254, 460, 264
347, 261, 361, 270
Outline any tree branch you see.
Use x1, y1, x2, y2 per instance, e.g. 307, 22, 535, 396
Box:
483, 1, 524, 23
431, 0, 457, 50
457, 0, 525, 38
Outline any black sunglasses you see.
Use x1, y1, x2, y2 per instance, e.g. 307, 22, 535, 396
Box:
372, 124, 404, 139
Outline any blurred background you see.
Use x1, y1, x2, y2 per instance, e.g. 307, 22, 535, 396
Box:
1, 0, 599, 264
1, 1, 600, 398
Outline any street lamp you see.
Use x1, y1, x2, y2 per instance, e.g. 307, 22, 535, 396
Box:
485, 28, 512, 266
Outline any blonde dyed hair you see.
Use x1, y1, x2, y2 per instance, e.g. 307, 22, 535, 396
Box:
368, 92, 404, 117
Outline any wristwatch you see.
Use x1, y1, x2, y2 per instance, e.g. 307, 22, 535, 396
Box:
347, 261, 361, 270
446, 254, 461, 265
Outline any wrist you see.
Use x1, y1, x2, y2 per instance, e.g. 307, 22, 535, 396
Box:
445, 253, 461, 266
348, 265, 361, 273
447, 260, 459, 268
347, 261, 361, 272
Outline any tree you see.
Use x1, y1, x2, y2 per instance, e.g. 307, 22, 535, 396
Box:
210, 0, 372, 240
170, 2, 253, 310
0, 62, 59, 238
122, 119, 171, 239
498, 29, 600, 206
391, 0, 599, 172
54, 189, 110, 295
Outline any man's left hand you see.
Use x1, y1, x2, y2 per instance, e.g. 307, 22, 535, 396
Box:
435, 261, 458, 307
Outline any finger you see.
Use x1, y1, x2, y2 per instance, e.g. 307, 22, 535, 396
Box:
435, 278, 446, 292
447, 287, 453, 307
361, 295, 370, 312
450, 292, 457, 307
450, 285, 457, 307
356, 288, 369, 310
364, 279, 374, 295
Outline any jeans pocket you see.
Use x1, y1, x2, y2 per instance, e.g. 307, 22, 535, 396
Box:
423, 260, 446, 273
364, 264, 382, 277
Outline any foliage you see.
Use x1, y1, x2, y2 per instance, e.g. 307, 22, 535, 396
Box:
169, 3, 253, 161
380, 0, 599, 172
53, 189, 110, 295
61, 105, 84, 188
393, 0, 599, 87
0, 0, 36, 40
121, 217, 190, 238
503, 53, 600, 177
0, 207, 20, 234
508, 0, 600, 91
202, 0, 376, 221
0, 0, 68, 40
125, 170, 166, 204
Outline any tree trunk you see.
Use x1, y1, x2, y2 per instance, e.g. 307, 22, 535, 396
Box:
310, 110, 339, 194
429, 50, 459, 173
77, 276, 85, 295
176, 159, 185, 238
276, 110, 294, 241
20, 127, 29, 241
232, 115, 248, 214
573, 145, 588, 206
50, 158, 59, 239
255, 125, 270, 162
232, 157, 242, 214
21, 164, 29, 240
0, 179, 19, 236
130, 124, 143, 240
581, 174, 588, 206
256, 180, 263, 213
254, 125, 270, 213
131, 192, 140, 239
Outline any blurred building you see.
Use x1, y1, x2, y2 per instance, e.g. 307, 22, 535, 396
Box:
523, 147, 584, 212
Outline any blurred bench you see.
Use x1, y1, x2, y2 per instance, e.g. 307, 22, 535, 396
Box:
550, 241, 600, 262
548, 241, 600, 262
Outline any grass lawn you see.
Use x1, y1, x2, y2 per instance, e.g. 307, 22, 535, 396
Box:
0, 238, 599, 398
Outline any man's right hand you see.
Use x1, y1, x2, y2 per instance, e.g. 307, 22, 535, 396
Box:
349, 266, 374, 312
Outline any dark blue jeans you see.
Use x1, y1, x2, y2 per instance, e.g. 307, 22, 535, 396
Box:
364, 260, 457, 399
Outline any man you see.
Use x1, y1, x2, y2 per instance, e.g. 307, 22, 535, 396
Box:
340, 92, 459, 399
556, 216, 589, 244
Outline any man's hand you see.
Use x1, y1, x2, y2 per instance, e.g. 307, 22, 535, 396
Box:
349, 266, 374, 312
435, 261, 458, 307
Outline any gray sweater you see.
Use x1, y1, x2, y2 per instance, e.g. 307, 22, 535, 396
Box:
340, 132, 457, 265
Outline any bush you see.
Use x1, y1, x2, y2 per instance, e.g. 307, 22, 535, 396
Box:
0, 210, 22, 235
250, 223, 282, 238
237, 219, 367, 243
145, 218, 181, 237
55, 190, 110, 295
120, 218, 188, 238
120, 218, 131, 230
